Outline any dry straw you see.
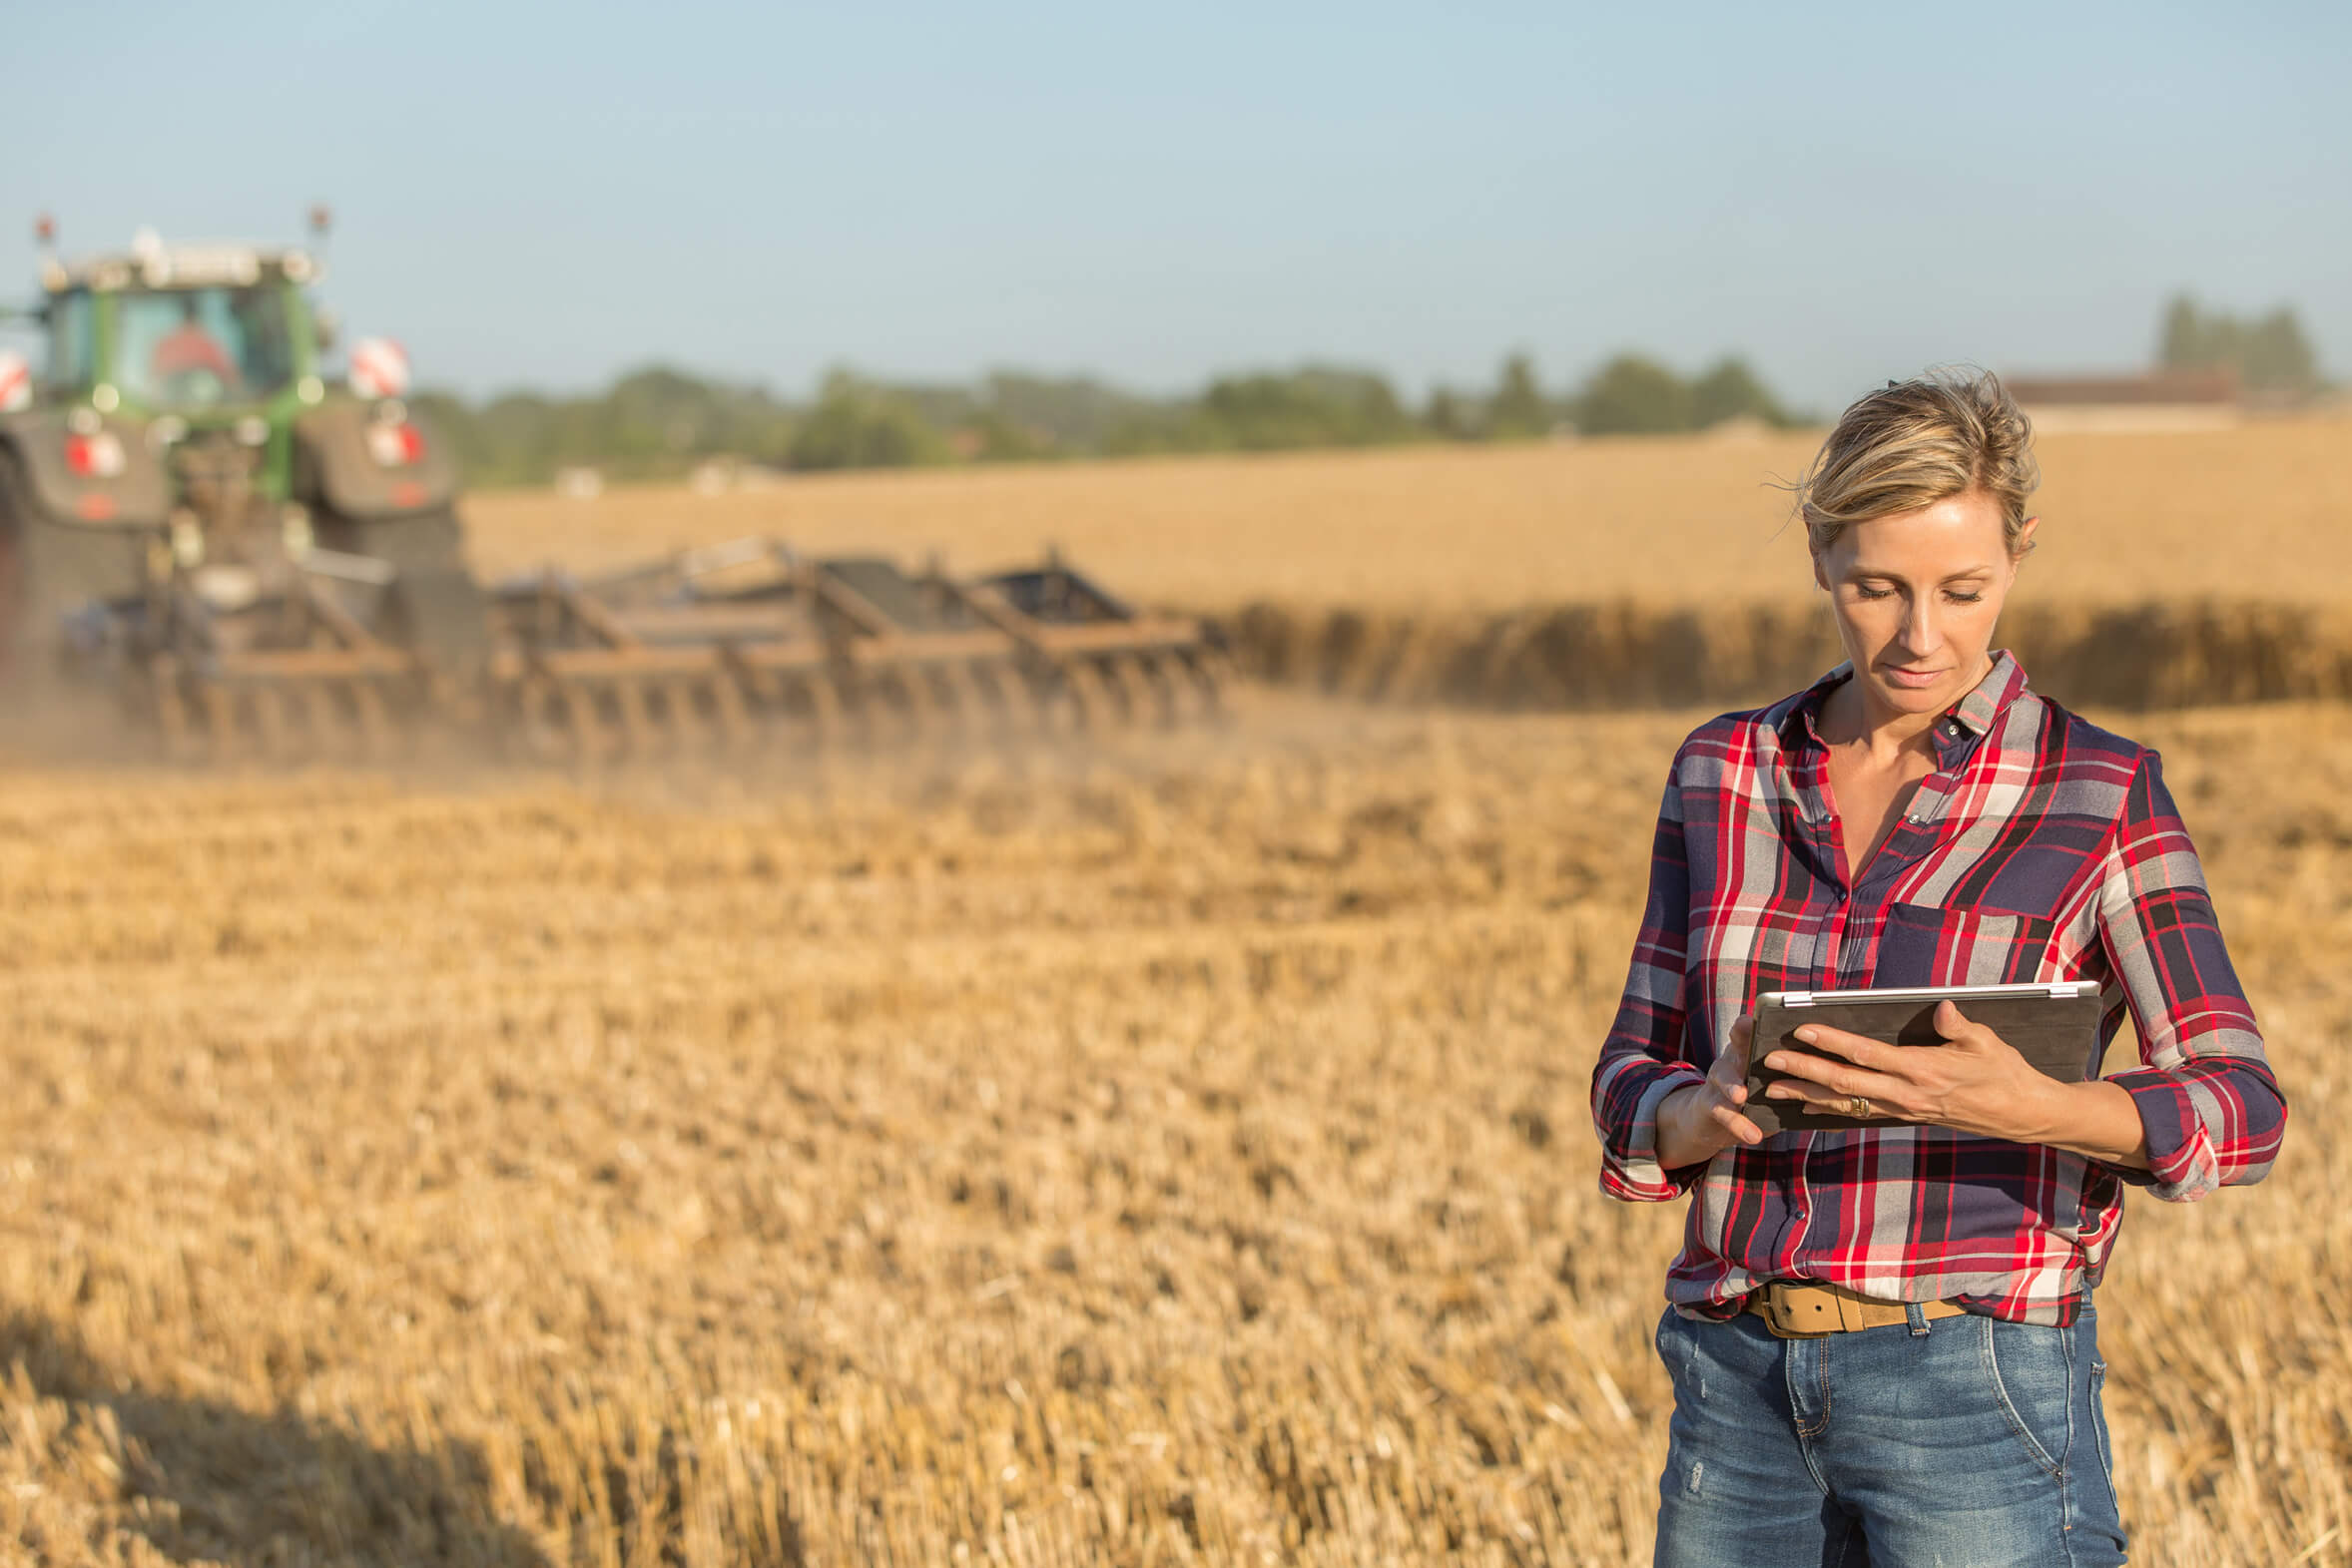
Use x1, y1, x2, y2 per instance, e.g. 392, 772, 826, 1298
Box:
1, 699, 2347, 1564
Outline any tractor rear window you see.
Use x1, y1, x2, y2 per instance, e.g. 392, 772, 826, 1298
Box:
116, 285, 294, 409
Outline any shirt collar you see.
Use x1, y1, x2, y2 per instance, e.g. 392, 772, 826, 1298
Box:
1948, 650, 2029, 737
1780, 650, 2029, 755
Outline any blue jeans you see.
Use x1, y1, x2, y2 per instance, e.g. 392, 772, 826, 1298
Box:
1652, 1302, 2126, 1567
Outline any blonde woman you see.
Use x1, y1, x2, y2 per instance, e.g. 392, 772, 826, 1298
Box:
1590, 370, 2285, 1566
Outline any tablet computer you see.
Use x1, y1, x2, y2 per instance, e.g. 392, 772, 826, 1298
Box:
1742, 980, 2106, 1136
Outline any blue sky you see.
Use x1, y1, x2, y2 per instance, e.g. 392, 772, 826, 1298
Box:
8, 1, 2347, 409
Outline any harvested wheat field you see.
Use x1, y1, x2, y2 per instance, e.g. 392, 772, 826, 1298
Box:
2, 694, 2348, 1566
463, 419, 2352, 611
467, 418, 2352, 713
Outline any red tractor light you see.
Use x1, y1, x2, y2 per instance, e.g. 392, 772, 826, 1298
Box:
65, 430, 128, 479
364, 420, 425, 468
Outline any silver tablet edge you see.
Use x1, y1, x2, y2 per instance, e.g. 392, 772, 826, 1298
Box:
1761, 981, 2101, 1008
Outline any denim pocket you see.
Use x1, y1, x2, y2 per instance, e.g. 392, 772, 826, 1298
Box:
1655, 1307, 1693, 1382
1979, 1315, 2073, 1479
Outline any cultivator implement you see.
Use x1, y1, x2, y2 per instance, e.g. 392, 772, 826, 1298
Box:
485, 538, 1226, 763
61, 535, 1225, 764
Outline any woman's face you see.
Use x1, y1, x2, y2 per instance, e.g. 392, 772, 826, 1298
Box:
1811, 488, 2037, 723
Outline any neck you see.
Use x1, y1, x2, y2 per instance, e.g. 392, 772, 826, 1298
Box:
1822, 653, 1994, 759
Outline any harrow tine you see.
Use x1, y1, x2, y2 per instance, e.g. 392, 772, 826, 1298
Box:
321, 684, 362, 762
538, 676, 582, 764
338, 683, 382, 764
916, 668, 953, 741
251, 687, 289, 762
532, 677, 576, 764
735, 669, 785, 755
150, 657, 195, 764
282, 684, 326, 761
801, 672, 844, 752
1178, 648, 1227, 719
200, 686, 239, 765
351, 680, 392, 761
1062, 659, 1113, 733
1005, 662, 1043, 735
887, 669, 931, 745
281, 683, 314, 757
1111, 657, 1157, 729
659, 679, 709, 754
1133, 653, 1183, 729
968, 660, 1022, 737
615, 681, 655, 758
707, 673, 751, 752
1025, 664, 1073, 737
497, 678, 538, 763
847, 672, 892, 749
556, 680, 609, 767
936, 661, 983, 740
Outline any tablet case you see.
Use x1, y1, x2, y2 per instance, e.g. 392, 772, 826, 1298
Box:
1743, 985, 2107, 1136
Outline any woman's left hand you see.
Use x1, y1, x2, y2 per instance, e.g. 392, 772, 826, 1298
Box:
1760, 1000, 2055, 1141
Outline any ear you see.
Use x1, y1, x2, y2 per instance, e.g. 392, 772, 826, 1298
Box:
2011, 515, 2040, 568
1811, 548, 1831, 594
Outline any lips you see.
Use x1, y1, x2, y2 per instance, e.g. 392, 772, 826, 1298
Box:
1882, 667, 1945, 690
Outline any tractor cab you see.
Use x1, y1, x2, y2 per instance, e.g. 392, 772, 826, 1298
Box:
35, 231, 327, 422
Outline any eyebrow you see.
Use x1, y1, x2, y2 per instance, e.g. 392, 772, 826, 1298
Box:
1843, 566, 1997, 583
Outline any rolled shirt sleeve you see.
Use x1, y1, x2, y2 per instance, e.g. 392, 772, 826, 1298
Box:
1592, 751, 1710, 1202
2095, 751, 2287, 1201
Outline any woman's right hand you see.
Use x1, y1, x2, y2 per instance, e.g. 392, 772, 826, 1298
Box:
1654, 1014, 1765, 1170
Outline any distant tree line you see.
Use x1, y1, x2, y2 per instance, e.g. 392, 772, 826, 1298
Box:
412, 351, 1805, 486
411, 294, 2331, 487
2157, 294, 2321, 398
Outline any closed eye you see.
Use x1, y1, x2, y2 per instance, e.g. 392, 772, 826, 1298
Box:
1848, 584, 1987, 604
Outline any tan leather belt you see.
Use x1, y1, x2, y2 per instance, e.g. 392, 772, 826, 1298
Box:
1746, 1280, 1970, 1338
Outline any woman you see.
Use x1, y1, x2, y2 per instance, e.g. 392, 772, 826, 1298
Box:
1589, 369, 2286, 1567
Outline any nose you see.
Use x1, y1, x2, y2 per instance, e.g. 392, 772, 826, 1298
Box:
1898, 594, 1943, 659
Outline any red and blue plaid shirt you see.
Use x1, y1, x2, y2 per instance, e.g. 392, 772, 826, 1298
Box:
1590, 652, 2286, 1325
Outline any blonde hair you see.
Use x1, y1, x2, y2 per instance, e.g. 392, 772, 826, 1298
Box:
1796, 367, 2039, 557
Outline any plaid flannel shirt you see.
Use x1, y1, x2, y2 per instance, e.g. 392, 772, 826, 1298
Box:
1590, 652, 2286, 1324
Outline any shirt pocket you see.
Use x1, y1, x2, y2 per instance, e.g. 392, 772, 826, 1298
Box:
1873, 901, 2059, 989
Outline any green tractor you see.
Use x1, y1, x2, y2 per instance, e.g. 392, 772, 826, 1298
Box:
0, 211, 487, 753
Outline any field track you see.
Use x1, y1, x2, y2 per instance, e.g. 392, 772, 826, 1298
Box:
2, 695, 2347, 1564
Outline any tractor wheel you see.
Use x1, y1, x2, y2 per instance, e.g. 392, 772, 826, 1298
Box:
0, 447, 146, 729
